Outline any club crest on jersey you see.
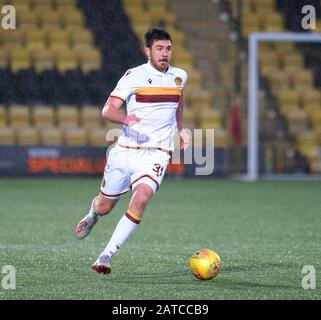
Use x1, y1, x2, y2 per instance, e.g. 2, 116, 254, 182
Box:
175, 77, 182, 86
148, 79, 152, 84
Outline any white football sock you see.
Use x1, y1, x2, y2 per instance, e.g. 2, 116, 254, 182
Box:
101, 211, 140, 258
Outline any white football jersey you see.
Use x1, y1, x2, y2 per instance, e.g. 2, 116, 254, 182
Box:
110, 61, 188, 151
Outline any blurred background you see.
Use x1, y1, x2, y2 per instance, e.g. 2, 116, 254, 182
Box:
1, 0, 321, 178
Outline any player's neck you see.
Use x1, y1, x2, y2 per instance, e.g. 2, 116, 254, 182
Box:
149, 61, 169, 74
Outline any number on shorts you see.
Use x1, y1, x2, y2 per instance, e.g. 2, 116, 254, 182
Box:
153, 164, 164, 177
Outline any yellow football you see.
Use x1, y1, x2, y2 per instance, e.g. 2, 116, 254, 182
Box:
189, 248, 221, 280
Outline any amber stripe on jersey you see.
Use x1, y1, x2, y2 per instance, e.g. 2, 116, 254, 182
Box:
135, 87, 182, 103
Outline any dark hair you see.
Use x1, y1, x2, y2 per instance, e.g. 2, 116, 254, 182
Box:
144, 28, 172, 48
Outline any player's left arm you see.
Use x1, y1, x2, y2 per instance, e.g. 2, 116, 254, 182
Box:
176, 92, 189, 150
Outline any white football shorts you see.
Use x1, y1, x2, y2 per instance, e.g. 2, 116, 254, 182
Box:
100, 144, 170, 199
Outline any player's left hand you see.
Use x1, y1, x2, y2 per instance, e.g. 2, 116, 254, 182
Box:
178, 128, 190, 150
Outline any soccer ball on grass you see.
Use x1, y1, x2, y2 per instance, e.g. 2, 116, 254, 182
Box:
189, 248, 221, 280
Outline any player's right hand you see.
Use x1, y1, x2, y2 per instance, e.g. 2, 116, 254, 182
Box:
124, 114, 140, 127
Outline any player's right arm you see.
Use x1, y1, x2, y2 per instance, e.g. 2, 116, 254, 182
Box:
102, 68, 140, 126
102, 96, 140, 126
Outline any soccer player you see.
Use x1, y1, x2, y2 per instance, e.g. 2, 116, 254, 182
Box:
75, 28, 189, 274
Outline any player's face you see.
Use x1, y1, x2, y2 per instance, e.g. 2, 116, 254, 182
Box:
145, 40, 172, 73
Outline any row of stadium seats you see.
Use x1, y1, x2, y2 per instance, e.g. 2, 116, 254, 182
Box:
0, 125, 111, 146
0, 104, 223, 130
0, 45, 102, 73
0, 104, 107, 129
1, 0, 77, 7
0, 28, 94, 49
0, 104, 229, 147
8, 6, 85, 29
0, 0, 103, 73
0, 104, 118, 146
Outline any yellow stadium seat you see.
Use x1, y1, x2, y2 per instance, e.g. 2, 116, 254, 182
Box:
165, 27, 186, 46
32, 0, 53, 7
0, 127, 15, 144
269, 72, 290, 92
16, 127, 39, 145
70, 30, 94, 49
56, 50, 78, 73
303, 103, 321, 117
40, 127, 63, 145
282, 63, 305, 76
188, 90, 213, 111
80, 106, 102, 129
8, 105, 30, 129
277, 90, 300, 106
199, 108, 222, 129
24, 29, 46, 47
49, 42, 71, 56
145, 0, 168, 7
286, 109, 308, 136
172, 47, 193, 65
26, 42, 47, 56
301, 89, 321, 106
17, 11, 38, 28
261, 13, 284, 30
274, 42, 296, 55
213, 128, 229, 147
78, 49, 103, 73
10, 50, 32, 72
279, 104, 300, 117
0, 50, 8, 68
297, 130, 318, 150
310, 110, 321, 129
54, 0, 77, 7
183, 107, 196, 124
259, 51, 280, 68
310, 160, 321, 173
0, 29, 23, 47
33, 49, 55, 73
148, 8, 176, 26
128, 11, 151, 24
291, 69, 314, 90
255, 6, 277, 14
88, 128, 108, 146
32, 4, 52, 12
280, 50, 304, 64
1, 42, 24, 55
0, 105, 7, 127
32, 106, 55, 128
241, 13, 262, 38
260, 65, 279, 78
64, 127, 87, 146
56, 105, 79, 128
181, 65, 202, 83
58, 8, 85, 28
14, 3, 31, 13
47, 29, 70, 47
36, 10, 62, 29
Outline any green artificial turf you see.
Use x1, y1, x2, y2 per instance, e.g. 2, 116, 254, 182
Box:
0, 178, 320, 300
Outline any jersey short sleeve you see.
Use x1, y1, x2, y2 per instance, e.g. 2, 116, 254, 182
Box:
110, 69, 137, 102
181, 70, 188, 88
